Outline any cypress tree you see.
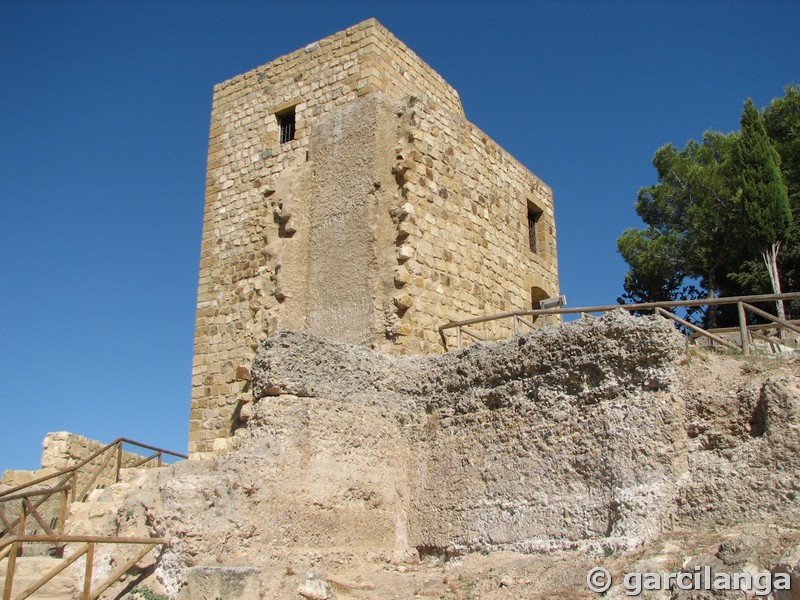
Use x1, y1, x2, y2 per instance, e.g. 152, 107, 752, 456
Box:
733, 98, 792, 319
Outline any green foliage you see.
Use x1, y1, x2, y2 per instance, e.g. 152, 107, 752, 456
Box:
617, 228, 687, 304
733, 99, 791, 252
130, 585, 169, 600
763, 85, 800, 203
762, 86, 800, 297
731, 99, 792, 314
727, 257, 772, 293
465, 581, 477, 600
619, 87, 798, 323
617, 132, 738, 324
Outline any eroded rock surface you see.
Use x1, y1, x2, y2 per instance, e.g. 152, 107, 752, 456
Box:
58, 311, 800, 598
246, 310, 687, 556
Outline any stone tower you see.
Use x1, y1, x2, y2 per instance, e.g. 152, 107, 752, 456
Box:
190, 19, 559, 457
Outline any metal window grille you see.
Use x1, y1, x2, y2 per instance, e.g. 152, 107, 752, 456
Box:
279, 111, 296, 144
527, 211, 539, 253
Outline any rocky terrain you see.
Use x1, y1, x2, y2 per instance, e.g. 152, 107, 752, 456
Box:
34, 311, 800, 598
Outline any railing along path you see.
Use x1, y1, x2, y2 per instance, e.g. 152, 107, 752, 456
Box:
0, 438, 185, 599
439, 292, 800, 354
1, 534, 168, 600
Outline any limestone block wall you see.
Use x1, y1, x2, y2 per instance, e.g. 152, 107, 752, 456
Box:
42, 432, 165, 495
390, 96, 558, 353
0, 432, 162, 491
190, 19, 559, 457
295, 95, 399, 345
40, 432, 159, 471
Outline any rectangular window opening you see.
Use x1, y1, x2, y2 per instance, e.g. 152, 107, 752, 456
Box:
527, 203, 542, 254
278, 108, 296, 144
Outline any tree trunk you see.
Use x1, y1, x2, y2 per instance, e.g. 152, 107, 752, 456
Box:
705, 273, 717, 329
762, 242, 786, 331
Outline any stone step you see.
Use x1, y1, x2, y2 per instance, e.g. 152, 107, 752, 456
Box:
0, 556, 75, 599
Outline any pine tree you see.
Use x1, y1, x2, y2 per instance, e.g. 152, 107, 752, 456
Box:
617, 132, 738, 326
733, 98, 792, 319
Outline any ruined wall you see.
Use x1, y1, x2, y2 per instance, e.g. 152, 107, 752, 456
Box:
242, 312, 686, 556
39, 432, 162, 472
0, 432, 163, 491
105, 313, 698, 593
191, 19, 558, 457
55, 315, 800, 599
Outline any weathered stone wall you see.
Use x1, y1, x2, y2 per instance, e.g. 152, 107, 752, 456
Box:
91, 312, 704, 593
39, 431, 161, 472
0, 432, 164, 491
391, 96, 557, 352
278, 94, 400, 346
190, 19, 559, 456
242, 312, 686, 556
52, 315, 800, 599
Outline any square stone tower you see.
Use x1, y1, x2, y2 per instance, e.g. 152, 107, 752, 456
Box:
190, 19, 559, 457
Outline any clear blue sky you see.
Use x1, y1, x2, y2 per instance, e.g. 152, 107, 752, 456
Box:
1, 1, 798, 471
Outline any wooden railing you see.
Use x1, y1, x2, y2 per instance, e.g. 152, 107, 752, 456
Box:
0, 534, 168, 600
439, 292, 800, 353
0, 439, 183, 600
0, 439, 186, 547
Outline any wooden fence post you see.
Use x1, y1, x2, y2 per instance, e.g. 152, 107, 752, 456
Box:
82, 543, 94, 600
2, 541, 18, 600
115, 442, 123, 483
737, 302, 750, 356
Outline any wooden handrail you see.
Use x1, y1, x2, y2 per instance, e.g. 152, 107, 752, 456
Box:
10, 542, 90, 600
0, 484, 69, 539
515, 315, 537, 331
1, 535, 168, 600
20, 498, 54, 537
87, 542, 161, 600
459, 327, 485, 341
751, 331, 782, 352
0, 534, 169, 548
128, 452, 161, 470
0, 438, 186, 500
742, 303, 800, 336
0, 485, 70, 504
439, 292, 800, 332
655, 307, 739, 350
439, 292, 800, 351
688, 319, 800, 336
73, 446, 117, 503
0, 441, 120, 500
116, 438, 186, 458
1, 439, 186, 550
